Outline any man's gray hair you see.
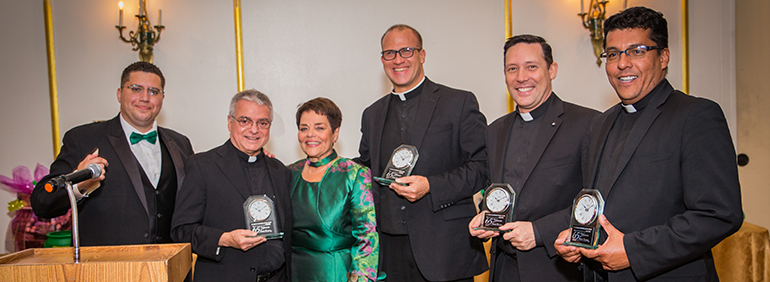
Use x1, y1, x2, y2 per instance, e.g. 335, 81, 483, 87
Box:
229, 89, 273, 120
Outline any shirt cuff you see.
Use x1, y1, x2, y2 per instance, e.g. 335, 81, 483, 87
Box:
72, 184, 87, 200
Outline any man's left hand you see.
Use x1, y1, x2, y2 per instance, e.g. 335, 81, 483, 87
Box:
500, 221, 536, 251
391, 175, 429, 202
580, 215, 630, 271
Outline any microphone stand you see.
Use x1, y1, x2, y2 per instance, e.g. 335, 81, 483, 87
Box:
64, 182, 81, 263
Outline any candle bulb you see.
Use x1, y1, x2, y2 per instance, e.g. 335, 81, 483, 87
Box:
118, 2, 124, 26
581, 0, 584, 14
139, 0, 144, 16
158, 9, 162, 25
624, 0, 628, 9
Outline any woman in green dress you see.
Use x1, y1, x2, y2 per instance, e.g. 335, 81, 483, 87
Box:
288, 97, 378, 282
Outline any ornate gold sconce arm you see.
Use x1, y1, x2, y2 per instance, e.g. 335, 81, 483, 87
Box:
115, 1, 164, 63
579, 0, 608, 67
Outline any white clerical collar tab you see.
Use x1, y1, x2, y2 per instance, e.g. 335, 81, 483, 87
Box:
248, 156, 258, 163
519, 112, 534, 122
391, 77, 426, 101
621, 104, 637, 113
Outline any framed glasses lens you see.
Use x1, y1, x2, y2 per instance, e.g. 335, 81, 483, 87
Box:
382, 50, 396, 60
399, 48, 414, 58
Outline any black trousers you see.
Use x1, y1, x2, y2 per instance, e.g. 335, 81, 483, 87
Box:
380, 233, 474, 282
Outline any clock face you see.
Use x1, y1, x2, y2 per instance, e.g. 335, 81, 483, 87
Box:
485, 188, 511, 213
574, 195, 597, 225
248, 199, 272, 221
392, 148, 414, 168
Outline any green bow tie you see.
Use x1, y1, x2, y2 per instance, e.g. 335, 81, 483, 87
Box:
129, 130, 157, 145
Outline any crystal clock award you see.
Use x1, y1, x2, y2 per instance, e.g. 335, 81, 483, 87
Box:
478, 183, 516, 231
243, 195, 283, 239
373, 144, 419, 186
564, 189, 604, 249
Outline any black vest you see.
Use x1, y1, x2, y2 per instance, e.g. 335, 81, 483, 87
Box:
137, 138, 178, 243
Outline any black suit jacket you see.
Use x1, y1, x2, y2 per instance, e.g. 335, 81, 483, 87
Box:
171, 141, 293, 282
584, 80, 743, 281
31, 115, 193, 246
356, 78, 488, 281
486, 94, 597, 282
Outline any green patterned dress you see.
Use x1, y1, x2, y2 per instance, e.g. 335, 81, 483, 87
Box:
288, 157, 378, 282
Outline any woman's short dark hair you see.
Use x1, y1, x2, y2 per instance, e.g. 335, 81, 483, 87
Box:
295, 97, 342, 132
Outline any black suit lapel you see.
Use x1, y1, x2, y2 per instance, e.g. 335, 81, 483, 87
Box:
588, 106, 620, 193
371, 97, 391, 175
409, 79, 439, 149
265, 159, 288, 229
215, 144, 251, 201
519, 95, 563, 195
158, 128, 186, 192
492, 114, 515, 183
106, 117, 150, 216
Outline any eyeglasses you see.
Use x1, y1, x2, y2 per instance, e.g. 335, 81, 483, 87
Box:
600, 45, 662, 62
124, 84, 164, 96
230, 115, 271, 129
381, 47, 422, 61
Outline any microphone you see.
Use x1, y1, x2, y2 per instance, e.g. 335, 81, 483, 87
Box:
44, 163, 103, 193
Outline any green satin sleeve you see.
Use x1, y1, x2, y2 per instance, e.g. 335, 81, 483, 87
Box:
348, 163, 378, 281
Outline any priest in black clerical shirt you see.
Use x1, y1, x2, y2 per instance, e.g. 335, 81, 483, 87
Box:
469, 34, 598, 282
554, 7, 742, 281
171, 90, 293, 282
355, 24, 488, 282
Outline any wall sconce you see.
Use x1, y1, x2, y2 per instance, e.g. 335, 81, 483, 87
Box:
115, 0, 164, 63
578, 0, 609, 67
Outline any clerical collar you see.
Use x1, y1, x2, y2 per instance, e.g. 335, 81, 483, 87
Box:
621, 104, 637, 113
620, 81, 660, 114
516, 92, 553, 122
307, 150, 338, 167
391, 76, 426, 101
228, 140, 263, 163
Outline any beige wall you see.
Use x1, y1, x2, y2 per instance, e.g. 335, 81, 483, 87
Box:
736, 0, 770, 230
0, 1, 739, 252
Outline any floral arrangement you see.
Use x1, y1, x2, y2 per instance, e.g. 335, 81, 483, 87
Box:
0, 164, 71, 251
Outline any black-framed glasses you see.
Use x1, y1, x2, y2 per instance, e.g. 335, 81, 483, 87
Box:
124, 84, 164, 96
230, 115, 271, 129
600, 45, 662, 62
381, 47, 422, 61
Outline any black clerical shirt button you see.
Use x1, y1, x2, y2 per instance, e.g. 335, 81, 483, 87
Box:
400, 220, 406, 224
143, 233, 149, 238
250, 267, 256, 272
155, 190, 160, 195
155, 236, 162, 240
400, 206, 406, 210
157, 213, 162, 218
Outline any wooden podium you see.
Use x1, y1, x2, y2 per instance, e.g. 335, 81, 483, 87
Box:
0, 243, 191, 282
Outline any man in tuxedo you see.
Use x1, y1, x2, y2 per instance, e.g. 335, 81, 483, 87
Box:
31, 61, 194, 246
468, 34, 598, 282
355, 24, 488, 281
171, 90, 292, 282
554, 7, 743, 281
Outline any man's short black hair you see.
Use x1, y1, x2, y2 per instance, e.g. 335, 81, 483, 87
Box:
120, 61, 165, 89
503, 34, 554, 67
603, 6, 668, 50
